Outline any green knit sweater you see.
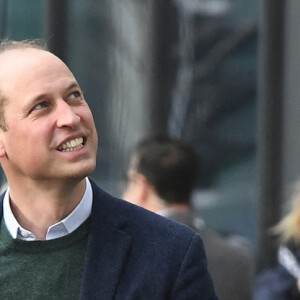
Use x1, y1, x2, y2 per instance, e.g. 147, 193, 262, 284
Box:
0, 218, 89, 299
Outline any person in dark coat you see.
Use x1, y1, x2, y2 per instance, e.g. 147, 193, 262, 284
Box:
255, 182, 300, 300
123, 135, 254, 300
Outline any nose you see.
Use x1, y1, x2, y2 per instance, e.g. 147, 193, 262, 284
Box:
55, 100, 81, 128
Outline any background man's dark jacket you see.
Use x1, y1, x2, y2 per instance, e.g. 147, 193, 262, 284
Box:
166, 209, 253, 300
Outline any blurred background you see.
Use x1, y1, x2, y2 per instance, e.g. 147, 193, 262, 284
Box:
0, 0, 296, 273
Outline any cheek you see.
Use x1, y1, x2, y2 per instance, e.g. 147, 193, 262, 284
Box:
5, 132, 37, 160
79, 107, 96, 128
6, 121, 51, 154
6, 125, 30, 150
80, 109, 98, 145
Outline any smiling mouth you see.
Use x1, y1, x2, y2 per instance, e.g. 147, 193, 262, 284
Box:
58, 137, 85, 152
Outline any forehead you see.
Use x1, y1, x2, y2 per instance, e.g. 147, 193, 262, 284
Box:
0, 47, 68, 74
0, 48, 75, 98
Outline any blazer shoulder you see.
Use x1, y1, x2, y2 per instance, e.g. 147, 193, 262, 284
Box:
89, 180, 218, 299
90, 178, 200, 247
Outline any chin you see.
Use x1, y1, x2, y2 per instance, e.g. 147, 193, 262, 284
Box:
59, 161, 97, 180
79, 161, 97, 177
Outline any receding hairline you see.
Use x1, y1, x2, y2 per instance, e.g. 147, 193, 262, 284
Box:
0, 39, 52, 70
0, 39, 48, 54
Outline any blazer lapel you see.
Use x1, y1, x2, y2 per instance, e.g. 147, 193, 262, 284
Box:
80, 182, 132, 299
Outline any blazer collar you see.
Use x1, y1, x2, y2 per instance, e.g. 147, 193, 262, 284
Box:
80, 179, 132, 299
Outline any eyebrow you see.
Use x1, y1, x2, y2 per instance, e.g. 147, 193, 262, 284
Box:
22, 81, 80, 114
65, 82, 80, 92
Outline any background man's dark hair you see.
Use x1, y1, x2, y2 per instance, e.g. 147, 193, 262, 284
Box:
132, 135, 199, 204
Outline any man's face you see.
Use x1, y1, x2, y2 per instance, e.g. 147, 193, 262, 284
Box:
0, 48, 98, 183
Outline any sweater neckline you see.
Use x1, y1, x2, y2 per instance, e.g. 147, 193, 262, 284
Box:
0, 217, 90, 253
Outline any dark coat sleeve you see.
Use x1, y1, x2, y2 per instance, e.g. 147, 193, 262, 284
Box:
170, 233, 219, 300
254, 265, 299, 300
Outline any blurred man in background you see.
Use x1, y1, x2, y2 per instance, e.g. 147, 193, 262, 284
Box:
123, 135, 254, 300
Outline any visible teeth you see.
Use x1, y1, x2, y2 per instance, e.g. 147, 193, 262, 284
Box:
59, 137, 84, 152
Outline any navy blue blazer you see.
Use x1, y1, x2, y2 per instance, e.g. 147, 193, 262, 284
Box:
0, 179, 219, 300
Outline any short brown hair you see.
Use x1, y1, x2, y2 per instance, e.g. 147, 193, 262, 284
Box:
132, 135, 199, 204
0, 39, 47, 54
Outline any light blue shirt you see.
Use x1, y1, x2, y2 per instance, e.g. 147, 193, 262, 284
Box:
3, 177, 93, 241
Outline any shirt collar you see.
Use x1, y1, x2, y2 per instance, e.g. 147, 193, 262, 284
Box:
157, 207, 180, 218
3, 177, 93, 241
157, 207, 205, 230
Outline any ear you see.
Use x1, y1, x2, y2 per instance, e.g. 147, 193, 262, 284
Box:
122, 172, 151, 207
138, 174, 151, 204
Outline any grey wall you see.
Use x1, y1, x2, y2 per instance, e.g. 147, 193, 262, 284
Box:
108, 0, 155, 191
282, 1, 300, 205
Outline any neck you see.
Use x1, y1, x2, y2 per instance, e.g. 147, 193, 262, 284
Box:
8, 178, 86, 240
165, 203, 189, 212
146, 193, 190, 214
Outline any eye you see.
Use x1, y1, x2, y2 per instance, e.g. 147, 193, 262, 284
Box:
69, 91, 81, 99
32, 101, 48, 111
